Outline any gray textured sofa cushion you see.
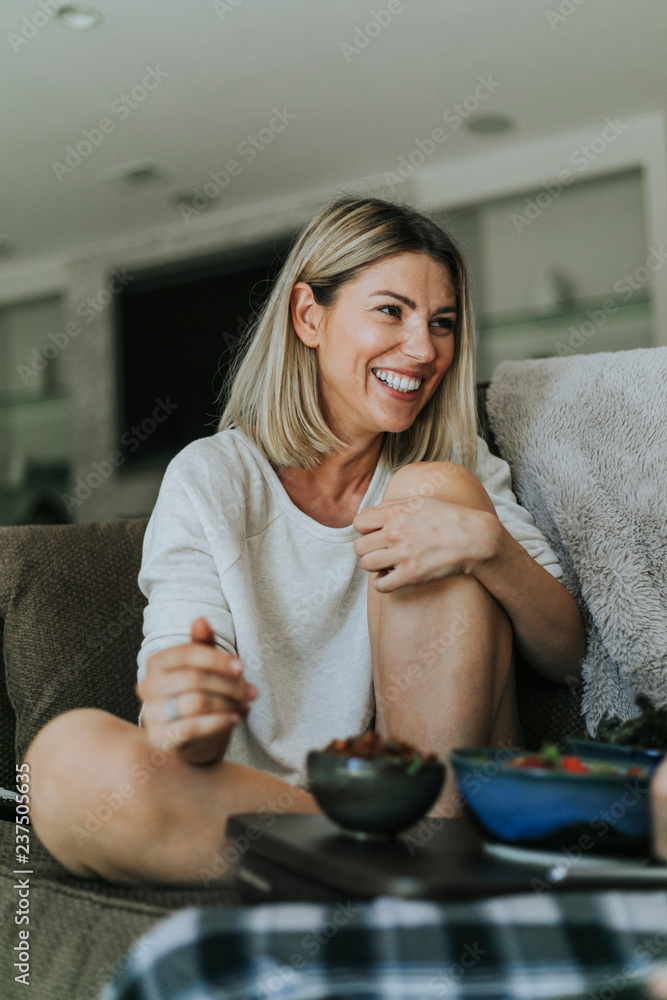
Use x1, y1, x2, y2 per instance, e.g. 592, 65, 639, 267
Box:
0, 519, 149, 785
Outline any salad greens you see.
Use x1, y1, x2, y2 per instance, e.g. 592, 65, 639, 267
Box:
596, 694, 667, 750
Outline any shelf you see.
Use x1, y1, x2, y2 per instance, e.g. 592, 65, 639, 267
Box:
0, 387, 68, 411
480, 294, 651, 335
476, 293, 653, 383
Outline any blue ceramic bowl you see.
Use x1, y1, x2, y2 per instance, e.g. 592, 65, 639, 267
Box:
564, 737, 665, 774
307, 750, 446, 838
449, 747, 652, 852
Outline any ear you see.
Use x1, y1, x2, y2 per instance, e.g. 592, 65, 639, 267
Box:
290, 281, 325, 349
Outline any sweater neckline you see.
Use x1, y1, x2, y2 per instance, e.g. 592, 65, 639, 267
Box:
232, 430, 390, 541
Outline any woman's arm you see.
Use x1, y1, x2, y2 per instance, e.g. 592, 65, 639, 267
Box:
472, 513, 587, 683
354, 492, 587, 685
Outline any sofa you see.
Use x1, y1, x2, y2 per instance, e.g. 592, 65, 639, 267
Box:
0, 384, 585, 1000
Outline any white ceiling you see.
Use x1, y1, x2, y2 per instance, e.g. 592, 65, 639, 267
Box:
2, 0, 667, 263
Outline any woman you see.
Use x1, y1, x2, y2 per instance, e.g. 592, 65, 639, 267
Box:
26, 197, 586, 883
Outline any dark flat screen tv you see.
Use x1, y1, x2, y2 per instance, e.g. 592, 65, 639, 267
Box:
114, 235, 295, 474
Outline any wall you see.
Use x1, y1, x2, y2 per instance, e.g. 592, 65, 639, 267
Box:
1, 114, 665, 524
0, 297, 68, 489
478, 169, 647, 316
58, 197, 322, 523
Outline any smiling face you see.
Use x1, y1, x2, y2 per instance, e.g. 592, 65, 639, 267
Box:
291, 252, 458, 445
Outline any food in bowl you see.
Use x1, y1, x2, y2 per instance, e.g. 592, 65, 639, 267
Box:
595, 694, 667, 751
307, 732, 445, 837
563, 736, 664, 774
323, 731, 439, 771
449, 744, 652, 853
505, 744, 649, 778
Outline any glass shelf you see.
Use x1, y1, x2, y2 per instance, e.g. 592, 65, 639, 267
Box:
480, 293, 651, 335
0, 387, 68, 410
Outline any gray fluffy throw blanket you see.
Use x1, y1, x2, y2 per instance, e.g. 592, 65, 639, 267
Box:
486, 347, 667, 734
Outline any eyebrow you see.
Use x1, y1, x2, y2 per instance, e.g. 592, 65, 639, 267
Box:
370, 290, 456, 316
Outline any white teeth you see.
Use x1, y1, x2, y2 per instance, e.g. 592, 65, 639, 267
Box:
373, 369, 422, 393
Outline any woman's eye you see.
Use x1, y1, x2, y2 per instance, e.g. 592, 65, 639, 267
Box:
378, 303, 402, 318
431, 317, 455, 332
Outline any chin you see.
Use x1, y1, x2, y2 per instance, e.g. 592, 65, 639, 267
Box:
377, 416, 419, 435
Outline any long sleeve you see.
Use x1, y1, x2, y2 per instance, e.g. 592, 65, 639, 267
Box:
136, 462, 238, 723
474, 435, 564, 579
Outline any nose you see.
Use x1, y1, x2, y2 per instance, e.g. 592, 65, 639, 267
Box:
401, 316, 437, 363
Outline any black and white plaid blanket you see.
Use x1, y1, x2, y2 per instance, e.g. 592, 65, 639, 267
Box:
101, 890, 667, 999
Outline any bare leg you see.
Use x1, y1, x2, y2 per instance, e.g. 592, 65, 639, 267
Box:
24, 708, 320, 883
367, 461, 523, 816
652, 757, 667, 863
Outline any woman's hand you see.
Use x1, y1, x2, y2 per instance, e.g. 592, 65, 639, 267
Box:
353, 495, 501, 592
136, 617, 257, 765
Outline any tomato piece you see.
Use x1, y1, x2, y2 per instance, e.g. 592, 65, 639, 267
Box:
518, 755, 543, 769
561, 756, 590, 773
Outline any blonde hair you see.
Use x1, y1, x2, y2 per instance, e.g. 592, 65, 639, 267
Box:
218, 196, 478, 472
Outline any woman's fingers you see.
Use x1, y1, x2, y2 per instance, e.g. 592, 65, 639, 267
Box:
143, 666, 256, 703
164, 688, 252, 720
146, 642, 243, 676
144, 710, 242, 752
140, 639, 257, 762
190, 616, 217, 645
358, 547, 399, 572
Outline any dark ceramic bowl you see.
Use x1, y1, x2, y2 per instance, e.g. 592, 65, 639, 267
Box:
449, 747, 652, 854
306, 750, 446, 838
564, 737, 665, 774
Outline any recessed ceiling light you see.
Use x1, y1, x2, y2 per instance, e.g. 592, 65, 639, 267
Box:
171, 190, 221, 211
55, 6, 103, 31
466, 115, 514, 136
98, 160, 168, 193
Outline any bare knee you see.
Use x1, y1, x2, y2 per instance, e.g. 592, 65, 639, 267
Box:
383, 460, 496, 516
25, 708, 161, 879
652, 760, 667, 862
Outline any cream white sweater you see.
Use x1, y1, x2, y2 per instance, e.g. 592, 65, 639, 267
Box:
137, 429, 562, 786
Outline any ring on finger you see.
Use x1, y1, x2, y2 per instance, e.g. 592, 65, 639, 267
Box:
165, 694, 180, 721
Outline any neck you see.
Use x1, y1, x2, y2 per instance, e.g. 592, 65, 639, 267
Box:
275, 433, 384, 504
